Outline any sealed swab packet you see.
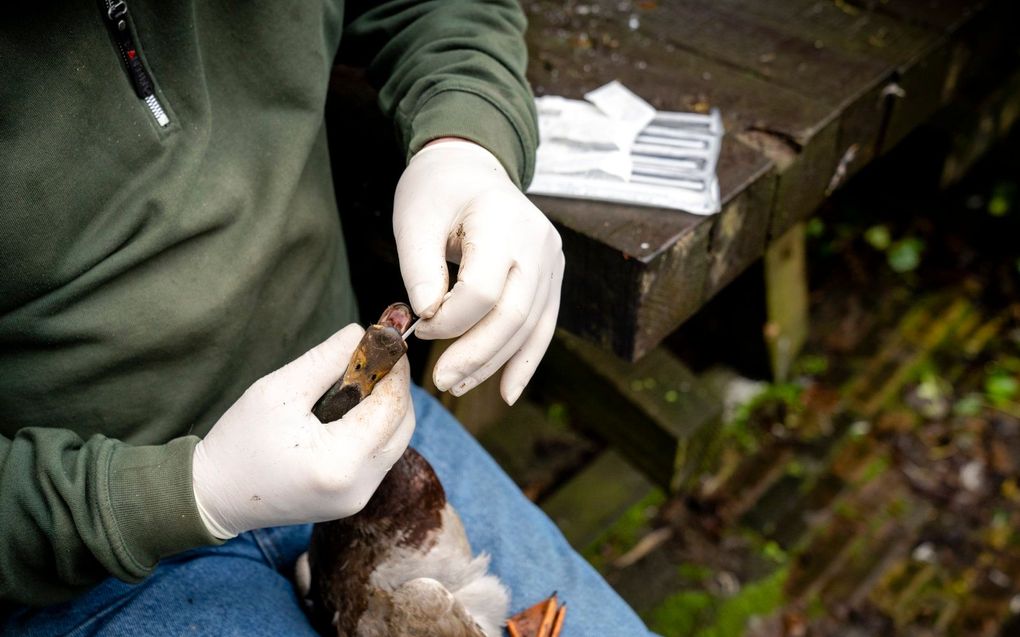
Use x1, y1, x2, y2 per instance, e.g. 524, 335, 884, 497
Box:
527, 81, 724, 215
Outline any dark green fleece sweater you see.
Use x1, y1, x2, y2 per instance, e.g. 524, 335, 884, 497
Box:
0, 0, 536, 606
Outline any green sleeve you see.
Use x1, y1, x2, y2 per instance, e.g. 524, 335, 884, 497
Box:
0, 430, 219, 606
340, 0, 539, 188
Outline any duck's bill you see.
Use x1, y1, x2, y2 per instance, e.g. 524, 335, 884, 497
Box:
313, 303, 415, 422
378, 302, 414, 334
402, 317, 422, 341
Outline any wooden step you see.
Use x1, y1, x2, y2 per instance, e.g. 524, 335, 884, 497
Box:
474, 398, 599, 502
540, 449, 659, 552
535, 330, 724, 492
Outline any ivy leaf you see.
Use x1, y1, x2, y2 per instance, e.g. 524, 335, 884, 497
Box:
887, 237, 925, 273
864, 224, 891, 250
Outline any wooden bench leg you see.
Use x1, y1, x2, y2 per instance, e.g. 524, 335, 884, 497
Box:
764, 222, 810, 382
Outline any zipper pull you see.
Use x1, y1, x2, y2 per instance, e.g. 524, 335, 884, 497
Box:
102, 0, 170, 127
107, 0, 127, 20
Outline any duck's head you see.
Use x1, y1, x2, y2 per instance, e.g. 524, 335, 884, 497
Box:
340, 302, 413, 398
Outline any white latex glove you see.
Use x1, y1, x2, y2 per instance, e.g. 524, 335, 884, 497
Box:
191, 325, 415, 539
394, 139, 565, 406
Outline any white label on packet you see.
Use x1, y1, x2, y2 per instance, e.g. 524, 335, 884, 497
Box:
536, 142, 633, 182
584, 80, 657, 150
535, 96, 621, 149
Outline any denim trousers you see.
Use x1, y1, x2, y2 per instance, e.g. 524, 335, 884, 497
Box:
4, 386, 652, 636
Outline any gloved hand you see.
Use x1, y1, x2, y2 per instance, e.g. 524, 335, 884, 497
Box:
394, 138, 565, 406
191, 325, 415, 539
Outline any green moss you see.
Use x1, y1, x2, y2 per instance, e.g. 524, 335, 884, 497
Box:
677, 563, 714, 583
647, 590, 715, 637
834, 499, 860, 520
857, 456, 890, 484
724, 383, 804, 453
761, 540, 789, 566
806, 217, 826, 239
647, 568, 790, 637
985, 370, 1019, 406
887, 496, 908, 518
545, 402, 570, 428
793, 354, 829, 377
582, 489, 667, 570
785, 459, 807, 479
805, 592, 826, 619
988, 182, 1015, 217
953, 393, 984, 416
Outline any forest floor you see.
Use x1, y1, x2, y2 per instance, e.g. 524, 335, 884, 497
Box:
492, 128, 1020, 637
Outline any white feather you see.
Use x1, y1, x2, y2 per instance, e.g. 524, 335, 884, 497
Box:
369, 504, 510, 637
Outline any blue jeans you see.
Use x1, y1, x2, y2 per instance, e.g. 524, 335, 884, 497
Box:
4, 386, 652, 636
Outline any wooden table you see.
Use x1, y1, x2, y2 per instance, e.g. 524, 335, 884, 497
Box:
524, 0, 1015, 360
329, 0, 1018, 362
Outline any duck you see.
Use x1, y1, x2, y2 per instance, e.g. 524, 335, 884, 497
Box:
294, 303, 510, 637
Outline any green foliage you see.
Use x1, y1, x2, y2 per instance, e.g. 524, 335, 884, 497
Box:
887, 237, 925, 273
648, 568, 789, 637
858, 456, 890, 484
724, 383, 804, 453
988, 182, 1015, 217
648, 590, 714, 637
864, 224, 892, 250
806, 217, 826, 238
794, 354, 829, 377
582, 489, 667, 570
913, 368, 951, 419
953, 393, 984, 417
546, 402, 570, 428
630, 377, 659, 392
860, 222, 925, 274
677, 563, 714, 583
761, 540, 789, 565
785, 459, 807, 478
984, 369, 1019, 407
805, 593, 826, 619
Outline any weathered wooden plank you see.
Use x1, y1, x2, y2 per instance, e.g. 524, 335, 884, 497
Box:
540, 449, 656, 550
326, 1, 1014, 364
879, 39, 954, 153
848, 0, 986, 31
643, 0, 911, 108
528, 132, 775, 359
475, 399, 599, 501
704, 145, 778, 300
526, 1, 837, 142
713, 0, 938, 65
708, 0, 945, 178
538, 215, 647, 355
831, 80, 891, 184
880, 0, 1015, 154
768, 118, 842, 238
525, 0, 958, 358
631, 218, 714, 360
764, 223, 810, 381
938, 69, 1020, 186
535, 330, 723, 490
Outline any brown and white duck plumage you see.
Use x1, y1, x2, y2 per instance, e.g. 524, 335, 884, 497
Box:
294, 304, 509, 637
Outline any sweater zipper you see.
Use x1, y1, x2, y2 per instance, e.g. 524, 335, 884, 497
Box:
102, 0, 170, 127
